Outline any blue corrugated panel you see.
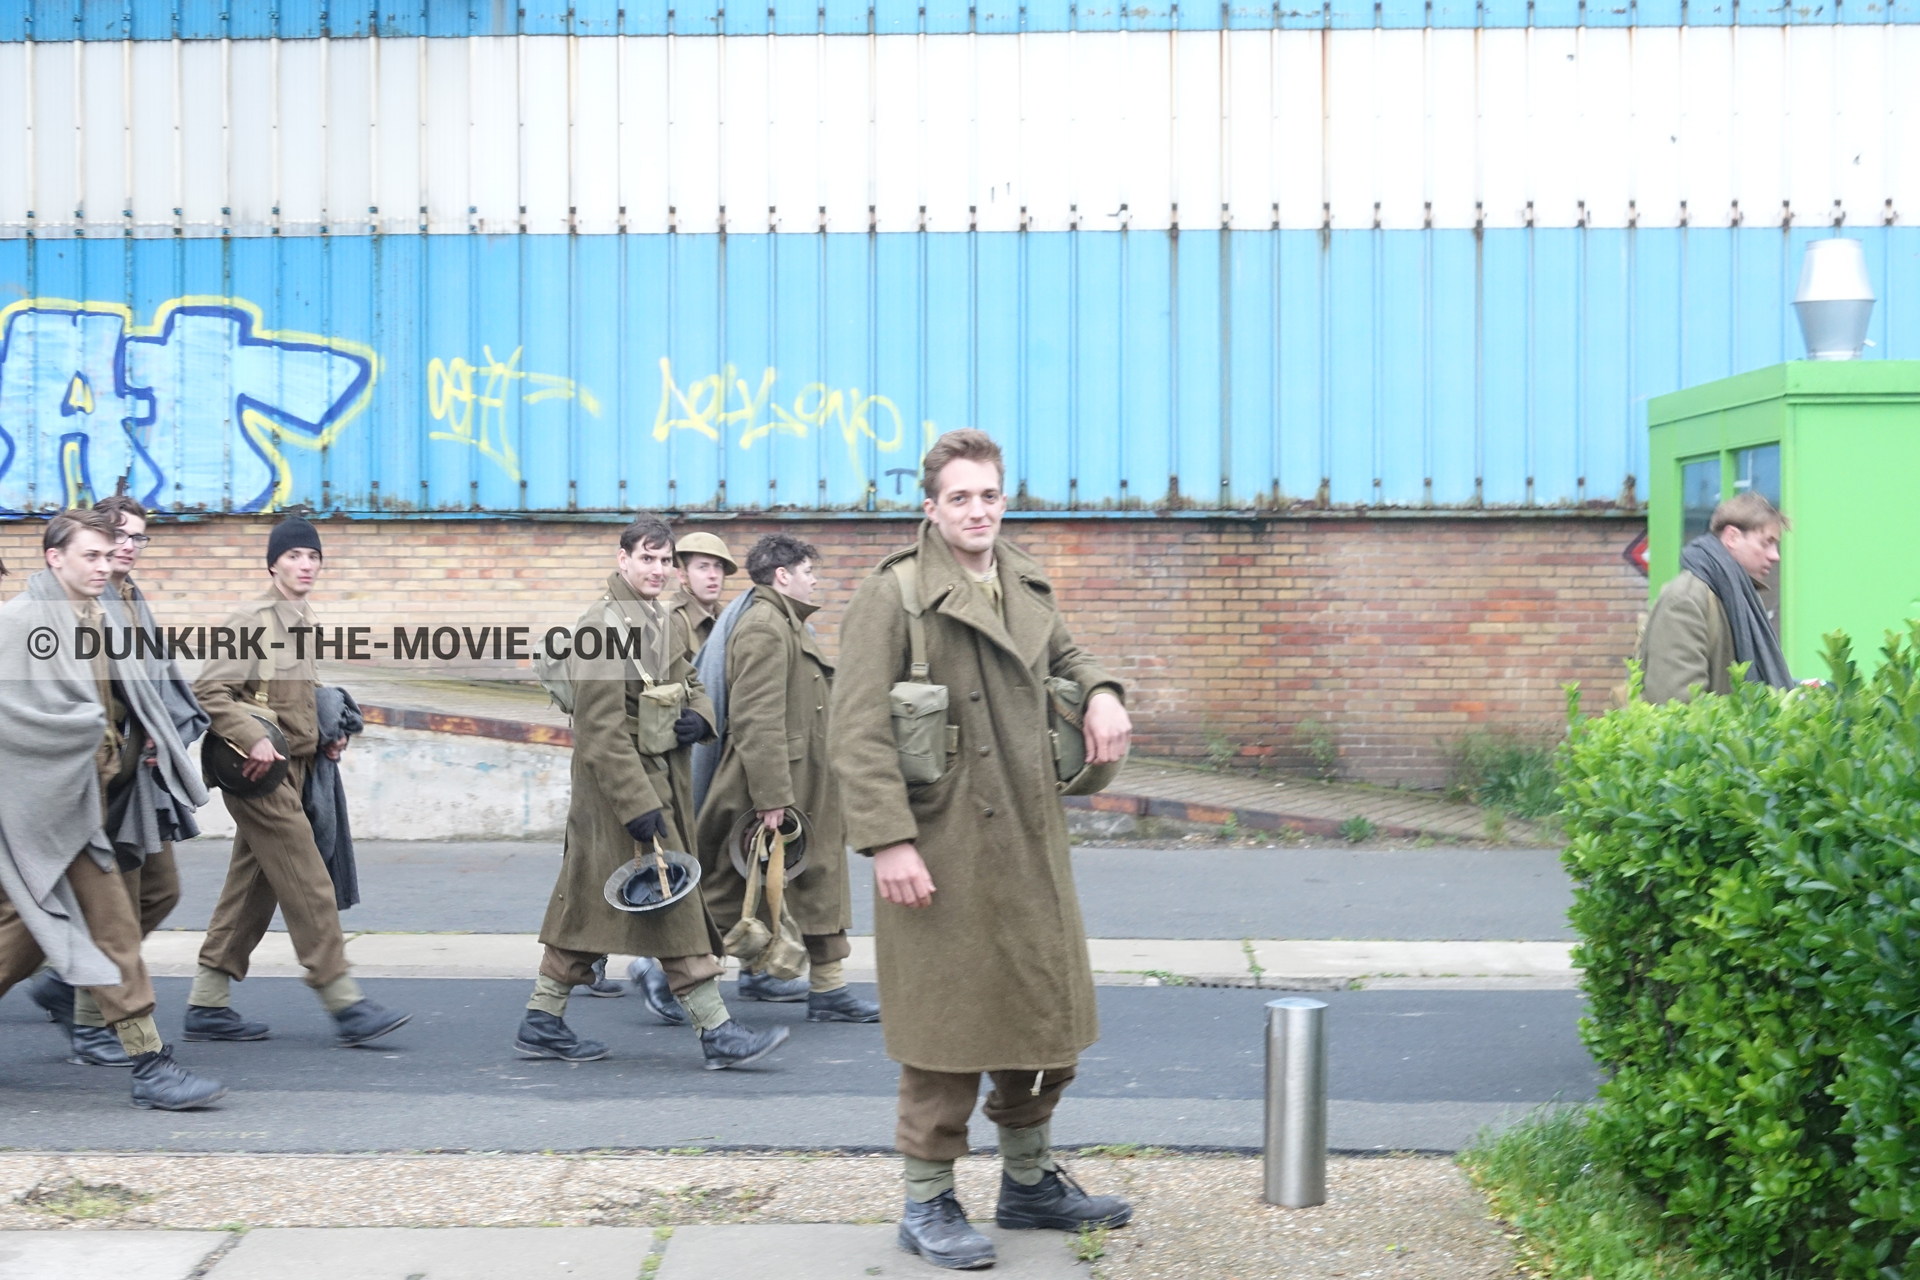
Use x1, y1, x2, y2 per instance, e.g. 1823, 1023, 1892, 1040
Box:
4, 227, 1918, 517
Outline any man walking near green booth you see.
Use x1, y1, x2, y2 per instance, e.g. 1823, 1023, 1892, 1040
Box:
1638, 491, 1794, 704
829, 430, 1135, 1270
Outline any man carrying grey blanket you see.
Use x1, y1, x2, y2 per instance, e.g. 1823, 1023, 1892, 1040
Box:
0, 509, 226, 1110
1638, 491, 1794, 703
26, 495, 212, 1066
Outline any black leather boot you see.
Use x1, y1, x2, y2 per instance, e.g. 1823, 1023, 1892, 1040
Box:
995, 1167, 1133, 1231
698, 1019, 790, 1070
332, 1000, 412, 1047
68, 1025, 132, 1067
627, 957, 689, 1026
28, 971, 74, 1026
897, 1191, 997, 1270
736, 969, 809, 1002
183, 1005, 272, 1042
513, 1010, 609, 1061
130, 1047, 227, 1111
806, 986, 881, 1023
575, 956, 627, 998
66, 1028, 132, 1066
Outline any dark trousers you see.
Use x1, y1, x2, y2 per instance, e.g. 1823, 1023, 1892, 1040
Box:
895, 1063, 1078, 1162
0, 850, 156, 1025
199, 757, 350, 989
541, 946, 724, 997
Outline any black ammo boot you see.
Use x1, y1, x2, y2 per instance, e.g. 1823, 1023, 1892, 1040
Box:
736, 969, 809, 1002
575, 956, 627, 998
513, 1010, 609, 1062
68, 1025, 132, 1067
333, 1000, 412, 1047
183, 1005, 272, 1042
130, 1048, 227, 1111
28, 971, 74, 1026
898, 1191, 997, 1270
995, 1167, 1133, 1231
627, 958, 689, 1026
698, 1019, 790, 1070
805, 986, 881, 1023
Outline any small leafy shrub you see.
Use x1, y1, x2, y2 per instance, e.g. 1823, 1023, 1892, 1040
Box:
1203, 723, 1239, 772
1454, 728, 1562, 818
1337, 815, 1376, 843
1559, 632, 1920, 1278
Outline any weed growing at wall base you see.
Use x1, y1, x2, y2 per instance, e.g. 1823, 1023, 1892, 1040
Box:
1452, 728, 1562, 819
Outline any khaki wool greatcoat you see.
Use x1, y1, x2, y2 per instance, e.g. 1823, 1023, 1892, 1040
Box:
538, 573, 724, 960
693, 585, 852, 938
829, 523, 1123, 1073
1636, 571, 1738, 704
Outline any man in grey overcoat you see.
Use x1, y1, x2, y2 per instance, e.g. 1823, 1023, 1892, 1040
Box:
829, 431, 1136, 1269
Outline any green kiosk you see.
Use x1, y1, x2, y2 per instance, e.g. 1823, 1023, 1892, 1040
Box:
1647, 360, 1920, 677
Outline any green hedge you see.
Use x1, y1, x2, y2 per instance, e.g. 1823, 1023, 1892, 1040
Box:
1561, 633, 1920, 1279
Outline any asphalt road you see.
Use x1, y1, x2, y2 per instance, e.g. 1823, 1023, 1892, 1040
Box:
0, 979, 1598, 1154
166, 840, 1575, 941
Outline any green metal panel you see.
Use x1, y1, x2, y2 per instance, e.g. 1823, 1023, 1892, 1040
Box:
1647, 361, 1920, 677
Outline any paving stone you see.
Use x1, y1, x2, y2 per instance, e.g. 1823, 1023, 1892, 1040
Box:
0, 1230, 227, 1280
206, 1227, 654, 1279
654, 1224, 1089, 1279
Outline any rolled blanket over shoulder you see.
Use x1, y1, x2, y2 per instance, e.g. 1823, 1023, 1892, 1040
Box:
690, 589, 758, 814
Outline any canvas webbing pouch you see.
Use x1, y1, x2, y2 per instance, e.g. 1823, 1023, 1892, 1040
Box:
888, 558, 954, 785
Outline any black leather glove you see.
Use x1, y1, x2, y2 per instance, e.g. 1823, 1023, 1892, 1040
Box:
625, 809, 668, 844
673, 708, 709, 746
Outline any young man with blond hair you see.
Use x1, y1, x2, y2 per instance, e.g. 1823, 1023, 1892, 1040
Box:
829, 430, 1134, 1269
1638, 490, 1794, 703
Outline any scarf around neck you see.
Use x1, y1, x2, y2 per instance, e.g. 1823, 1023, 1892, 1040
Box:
1679, 533, 1793, 690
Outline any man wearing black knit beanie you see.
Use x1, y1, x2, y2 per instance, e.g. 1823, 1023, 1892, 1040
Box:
186, 517, 411, 1048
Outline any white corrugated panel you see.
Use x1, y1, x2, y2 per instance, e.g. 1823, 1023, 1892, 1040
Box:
1, 27, 1908, 237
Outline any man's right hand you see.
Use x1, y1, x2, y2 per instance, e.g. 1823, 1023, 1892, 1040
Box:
873, 842, 935, 909
240, 736, 286, 782
625, 809, 668, 845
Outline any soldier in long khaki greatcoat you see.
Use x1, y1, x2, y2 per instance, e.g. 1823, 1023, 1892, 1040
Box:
828, 431, 1136, 1270
692, 534, 875, 1022
515, 514, 789, 1070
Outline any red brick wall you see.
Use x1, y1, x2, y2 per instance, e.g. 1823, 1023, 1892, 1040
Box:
0, 513, 1648, 787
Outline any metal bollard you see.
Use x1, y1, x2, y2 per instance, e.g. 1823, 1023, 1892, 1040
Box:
1263, 996, 1328, 1208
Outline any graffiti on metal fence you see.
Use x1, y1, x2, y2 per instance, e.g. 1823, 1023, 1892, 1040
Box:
0, 296, 376, 514
652, 358, 934, 478
426, 345, 603, 484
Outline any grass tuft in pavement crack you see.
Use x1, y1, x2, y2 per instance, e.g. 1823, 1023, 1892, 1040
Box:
1338, 815, 1377, 843
1459, 1108, 1729, 1280
1241, 938, 1266, 983
20, 1179, 153, 1220
1070, 1222, 1111, 1263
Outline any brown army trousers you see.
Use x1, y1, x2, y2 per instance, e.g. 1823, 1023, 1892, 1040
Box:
0, 850, 156, 1025
198, 757, 351, 990
125, 842, 182, 936
895, 1064, 1078, 1162
541, 946, 723, 997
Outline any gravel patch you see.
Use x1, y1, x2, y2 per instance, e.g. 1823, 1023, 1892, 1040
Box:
0, 1151, 1514, 1277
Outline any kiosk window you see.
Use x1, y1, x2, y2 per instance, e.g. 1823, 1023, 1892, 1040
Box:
1681, 458, 1721, 543
1735, 444, 1781, 510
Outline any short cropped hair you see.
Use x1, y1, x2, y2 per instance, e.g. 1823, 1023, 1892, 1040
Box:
619, 513, 675, 554
94, 494, 149, 525
1710, 491, 1790, 536
920, 429, 1005, 500
746, 533, 819, 586
44, 508, 119, 553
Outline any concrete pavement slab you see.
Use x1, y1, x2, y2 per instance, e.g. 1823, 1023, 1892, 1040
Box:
0, 1230, 227, 1279
654, 1224, 1085, 1279
207, 1227, 654, 1278
138, 932, 1575, 983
